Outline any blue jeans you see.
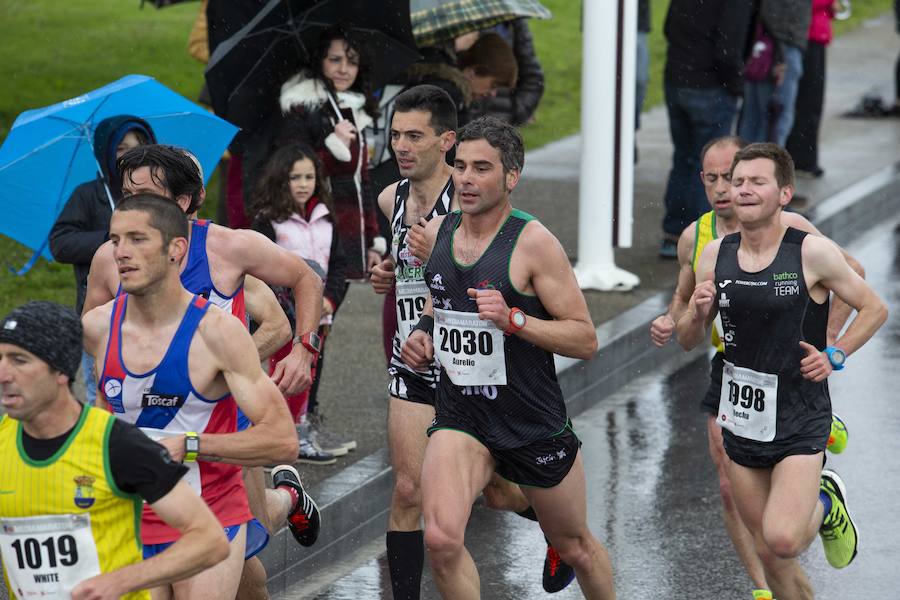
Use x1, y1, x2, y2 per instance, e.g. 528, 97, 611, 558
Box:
738, 44, 804, 145
662, 84, 738, 237
635, 32, 650, 129
81, 351, 96, 406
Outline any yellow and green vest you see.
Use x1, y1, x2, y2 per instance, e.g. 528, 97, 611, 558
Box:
692, 210, 725, 353
0, 406, 147, 599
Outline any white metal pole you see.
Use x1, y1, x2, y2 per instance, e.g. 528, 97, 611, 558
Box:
617, 0, 637, 248
574, 0, 639, 291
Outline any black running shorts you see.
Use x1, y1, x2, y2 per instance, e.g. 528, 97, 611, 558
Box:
428, 418, 581, 488
388, 367, 436, 406
700, 353, 725, 415
725, 439, 827, 469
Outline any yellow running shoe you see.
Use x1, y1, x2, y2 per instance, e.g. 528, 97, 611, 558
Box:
827, 413, 848, 454
752, 589, 773, 599
819, 469, 859, 569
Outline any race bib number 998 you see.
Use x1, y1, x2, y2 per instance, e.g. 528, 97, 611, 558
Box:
433, 308, 506, 386
718, 361, 778, 442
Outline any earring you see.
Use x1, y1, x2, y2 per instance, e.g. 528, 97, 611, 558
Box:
169, 257, 176, 262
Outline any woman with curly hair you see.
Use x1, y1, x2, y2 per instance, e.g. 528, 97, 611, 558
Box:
250, 143, 351, 464
256, 25, 383, 282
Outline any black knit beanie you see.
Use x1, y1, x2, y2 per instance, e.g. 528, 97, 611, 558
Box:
0, 301, 83, 381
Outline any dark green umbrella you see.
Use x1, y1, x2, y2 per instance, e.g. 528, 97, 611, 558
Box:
411, 0, 551, 47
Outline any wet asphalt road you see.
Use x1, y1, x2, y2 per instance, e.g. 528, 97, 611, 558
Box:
289, 218, 900, 599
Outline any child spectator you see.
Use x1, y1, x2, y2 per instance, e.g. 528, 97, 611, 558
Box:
250, 144, 353, 464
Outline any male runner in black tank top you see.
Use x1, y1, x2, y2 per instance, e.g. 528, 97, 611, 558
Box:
678, 144, 887, 599
370, 88, 572, 598
402, 117, 615, 599
370, 85, 459, 600
650, 136, 865, 600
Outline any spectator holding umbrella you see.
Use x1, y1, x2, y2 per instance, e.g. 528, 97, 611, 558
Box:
48, 115, 156, 404
256, 25, 383, 282
459, 20, 540, 126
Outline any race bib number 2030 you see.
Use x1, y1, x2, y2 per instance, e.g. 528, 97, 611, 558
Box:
433, 308, 507, 386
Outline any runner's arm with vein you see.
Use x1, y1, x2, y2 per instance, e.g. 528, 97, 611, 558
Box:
651, 224, 697, 347
232, 228, 323, 395
81, 301, 115, 412
72, 482, 228, 599
82, 241, 119, 316
675, 239, 720, 351
371, 184, 399, 294
194, 310, 298, 465
491, 222, 596, 360
243, 275, 291, 361
780, 211, 866, 344
400, 293, 435, 371
803, 236, 887, 357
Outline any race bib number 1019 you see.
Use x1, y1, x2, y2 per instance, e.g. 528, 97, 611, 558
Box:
0, 513, 102, 599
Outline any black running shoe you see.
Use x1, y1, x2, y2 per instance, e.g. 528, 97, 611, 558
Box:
272, 465, 321, 547
542, 538, 576, 593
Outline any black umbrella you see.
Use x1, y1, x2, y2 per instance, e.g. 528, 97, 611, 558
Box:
205, 0, 421, 131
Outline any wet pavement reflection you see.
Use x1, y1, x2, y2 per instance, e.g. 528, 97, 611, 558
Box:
287, 218, 900, 599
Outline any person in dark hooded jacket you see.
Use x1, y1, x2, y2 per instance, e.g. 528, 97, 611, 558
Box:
48, 115, 155, 404
49, 115, 156, 313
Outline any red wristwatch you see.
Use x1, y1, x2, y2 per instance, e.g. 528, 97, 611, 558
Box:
293, 331, 322, 355
505, 308, 527, 335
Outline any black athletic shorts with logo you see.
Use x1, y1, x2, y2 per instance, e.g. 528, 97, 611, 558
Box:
428, 417, 581, 488
701, 352, 725, 415
388, 366, 436, 406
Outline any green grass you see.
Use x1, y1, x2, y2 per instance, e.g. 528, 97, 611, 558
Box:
0, 0, 894, 315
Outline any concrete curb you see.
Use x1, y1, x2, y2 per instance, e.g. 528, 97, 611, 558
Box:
262, 162, 900, 592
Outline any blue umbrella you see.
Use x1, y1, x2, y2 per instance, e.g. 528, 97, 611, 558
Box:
0, 74, 238, 272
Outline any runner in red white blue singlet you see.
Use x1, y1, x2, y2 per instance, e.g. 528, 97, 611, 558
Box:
99, 294, 252, 547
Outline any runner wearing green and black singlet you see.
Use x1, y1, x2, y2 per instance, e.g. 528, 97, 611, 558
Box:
372, 87, 575, 599
425, 209, 574, 466
402, 117, 615, 599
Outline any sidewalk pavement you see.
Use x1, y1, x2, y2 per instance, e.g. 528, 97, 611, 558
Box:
296, 11, 900, 492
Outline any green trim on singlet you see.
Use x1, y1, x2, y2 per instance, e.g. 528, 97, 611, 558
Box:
16, 403, 89, 467
508, 211, 539, 298
450, 211, 514, 270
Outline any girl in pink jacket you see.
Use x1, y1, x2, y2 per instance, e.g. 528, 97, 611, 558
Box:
250, 144, 351, 464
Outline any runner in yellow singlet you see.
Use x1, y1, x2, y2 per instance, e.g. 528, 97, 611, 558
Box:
0, 301, 227, 600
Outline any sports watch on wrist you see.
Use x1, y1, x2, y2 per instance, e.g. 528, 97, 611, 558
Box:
506, 308, 527, 335
184, 432, 200, 462
293, 331, 322, 355
824, 346, 846, 371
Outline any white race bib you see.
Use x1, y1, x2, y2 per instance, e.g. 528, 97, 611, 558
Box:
718, 361, 778, 442
0, 514, 101, 599
139, 428, 202, 495
395, 280, 429, 345
433, 308, 506, 386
